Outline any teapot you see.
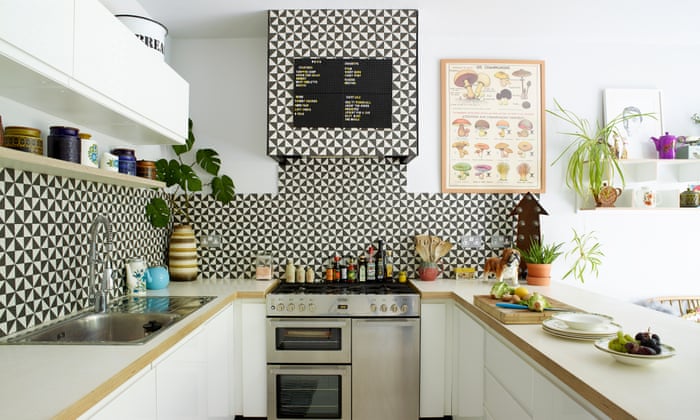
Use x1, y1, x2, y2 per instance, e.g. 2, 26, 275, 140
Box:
650, 132, 677, 159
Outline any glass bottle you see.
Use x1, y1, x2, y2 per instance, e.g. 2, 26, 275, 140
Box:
285, 259, 295, 283
385, 250, 394, 281
325, 258, 334, 282
358, 255, 367, 283
376, 240, 386, 282
347, 258, 356, 283
333, 255, 341, 282
367, 246, 376, 282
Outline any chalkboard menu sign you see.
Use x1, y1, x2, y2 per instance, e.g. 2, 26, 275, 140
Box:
293, 58, 392, 128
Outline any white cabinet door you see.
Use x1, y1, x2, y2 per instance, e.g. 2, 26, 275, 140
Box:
420, 301, 448, 418
0, 0, 73, 76
484, 370, 530, 420
206, 304, 235, 418
239, 300, 267, 418
155, 327, 208, 420
452, 305, 484, 420
533, 372, 596, 420
88, 367, 157, 420
484, 333, 533, 415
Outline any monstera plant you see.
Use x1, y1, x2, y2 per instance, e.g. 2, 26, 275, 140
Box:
146, 119, 235, 228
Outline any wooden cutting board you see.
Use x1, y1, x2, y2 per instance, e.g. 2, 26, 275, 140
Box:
473, 294, 581, 324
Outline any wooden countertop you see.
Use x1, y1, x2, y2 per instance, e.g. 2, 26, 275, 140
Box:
413, 279, 698, 420
0, 278, 275, 420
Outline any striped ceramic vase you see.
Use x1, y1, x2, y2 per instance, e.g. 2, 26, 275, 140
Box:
168, 224, 198, 281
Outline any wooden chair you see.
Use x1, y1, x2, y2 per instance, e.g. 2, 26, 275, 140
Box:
650, 296, 700, 316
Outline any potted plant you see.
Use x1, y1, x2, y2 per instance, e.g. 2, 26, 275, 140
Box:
548, 99, 653, 207
563, 229, 604, 283
518, 236, 564, 285
145, 119, 235, 281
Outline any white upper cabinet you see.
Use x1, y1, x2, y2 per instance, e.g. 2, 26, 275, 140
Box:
0, 0, 188, 145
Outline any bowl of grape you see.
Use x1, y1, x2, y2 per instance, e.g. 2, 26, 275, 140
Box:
594, 330, 675, 366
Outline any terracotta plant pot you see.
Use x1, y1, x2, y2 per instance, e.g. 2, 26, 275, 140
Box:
168, 224, 198, 281
526, 263, 551, 286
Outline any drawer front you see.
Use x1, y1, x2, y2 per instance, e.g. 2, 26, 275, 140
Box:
485, 333, 533, 414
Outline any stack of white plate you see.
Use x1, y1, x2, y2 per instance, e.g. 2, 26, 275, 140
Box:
542, 312, 620, 340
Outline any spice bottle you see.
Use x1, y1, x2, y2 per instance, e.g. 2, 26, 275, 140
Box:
285, 259, 295, 283
347, 258, 356, 283
385, 250, 394, 281
358, 255, 367, 282
325, 259, 334, 282
295, 265, 305, 283
367, 246, 376, 282
333, 255, 341, 282
306, 266, 315, 283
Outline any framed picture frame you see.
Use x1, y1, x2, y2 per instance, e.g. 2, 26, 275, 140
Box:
441, 59, 546, 193
603, 89, 663, 160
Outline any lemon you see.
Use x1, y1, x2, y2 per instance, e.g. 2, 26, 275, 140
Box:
514, 286, 530, 299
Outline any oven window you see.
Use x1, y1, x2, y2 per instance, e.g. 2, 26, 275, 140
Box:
276, 327, 342, 351
276, 374, 342, 419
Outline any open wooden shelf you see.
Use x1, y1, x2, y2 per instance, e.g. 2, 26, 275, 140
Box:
0, 147, 164, 189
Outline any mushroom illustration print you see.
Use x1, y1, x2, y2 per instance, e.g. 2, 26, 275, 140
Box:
452, 140, 469, 157
495, 120, 510, 137
495, 142, 513, 158
474, 73, 491, 99
474, 142, 489, 158
475, 120, 490, 137
493, 71, 510, 87
454, 69, 479, 99
517, 141, 533, 157
496, 89, 512, 105
452, 118, 471, 137
512, 68, 532, 99
517, 119, 533, 137
496, 162, 510, 181
516, 162, 531, 181
474, 164, 492, 179
452, 162, 472, 180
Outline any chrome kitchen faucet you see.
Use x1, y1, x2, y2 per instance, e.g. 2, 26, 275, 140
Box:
88, 215, 114, 312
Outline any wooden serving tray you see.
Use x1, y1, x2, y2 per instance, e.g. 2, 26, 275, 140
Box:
473, 294, 581, 324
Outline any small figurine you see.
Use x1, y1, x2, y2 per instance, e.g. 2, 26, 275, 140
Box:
483, 248, 521, 286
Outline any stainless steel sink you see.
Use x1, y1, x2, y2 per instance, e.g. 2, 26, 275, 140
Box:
3, 296, 216, 345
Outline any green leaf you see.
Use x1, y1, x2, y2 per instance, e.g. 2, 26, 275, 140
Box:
156, 159, 184, 188
211, 175, 235, 203
146, 197, 171, 228
179, 165, 202, 192
172, 118, 195, 155
196, 148, 221, 176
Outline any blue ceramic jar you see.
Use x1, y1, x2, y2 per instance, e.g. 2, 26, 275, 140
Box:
47, 126, 80, 163
111, 148, 137, 175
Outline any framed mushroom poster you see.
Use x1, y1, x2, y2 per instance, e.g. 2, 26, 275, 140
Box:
441, 59, 546, 193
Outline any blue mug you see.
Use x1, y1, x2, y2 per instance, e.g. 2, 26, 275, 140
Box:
145, 266, 170, 290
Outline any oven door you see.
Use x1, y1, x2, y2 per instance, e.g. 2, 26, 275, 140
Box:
267, 318, 351, 364
267, 364, 351, 420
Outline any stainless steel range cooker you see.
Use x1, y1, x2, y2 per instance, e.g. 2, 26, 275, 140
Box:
266, 282, 420, 420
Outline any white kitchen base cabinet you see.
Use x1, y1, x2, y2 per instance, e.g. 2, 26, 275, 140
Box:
451, 305, 484, 420
84, 303, 235, 420
419, 301, 450, 418
235, 299, 267, 418
88, 367, 157, 420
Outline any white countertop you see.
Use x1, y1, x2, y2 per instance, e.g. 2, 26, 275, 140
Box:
413, 279, 698, 420
0, 278, 274, 420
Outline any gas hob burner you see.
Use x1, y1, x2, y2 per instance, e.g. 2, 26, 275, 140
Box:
271, 282, 416, 295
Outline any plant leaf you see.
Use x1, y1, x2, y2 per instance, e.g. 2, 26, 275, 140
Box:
180, 165, 202, 192
146, 197, 171, 228
211, 175, 235, 203
196, 148, 221, 176
172, 118, 195, 155
156, 159, 184, 188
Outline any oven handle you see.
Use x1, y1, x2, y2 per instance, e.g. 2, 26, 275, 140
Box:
353, 319, 419, 327
269, 320, 349, 328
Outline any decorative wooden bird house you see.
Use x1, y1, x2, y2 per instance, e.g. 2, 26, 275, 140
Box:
510, 192, 548, 253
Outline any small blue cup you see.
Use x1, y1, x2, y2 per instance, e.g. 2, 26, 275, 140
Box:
145, 266, 170, 290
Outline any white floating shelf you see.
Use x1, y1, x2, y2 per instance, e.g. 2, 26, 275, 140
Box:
0, 147, 164, 189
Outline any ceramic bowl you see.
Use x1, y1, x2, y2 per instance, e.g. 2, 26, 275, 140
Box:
552, 312, 610, 331
594, 338, 676, 366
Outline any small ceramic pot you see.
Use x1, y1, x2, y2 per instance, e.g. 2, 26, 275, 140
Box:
145, 266, 170, 290
418, 261, 442, 281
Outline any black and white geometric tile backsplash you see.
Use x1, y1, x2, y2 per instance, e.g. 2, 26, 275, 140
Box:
267, 9, 419, 159
0, 158, 525, 337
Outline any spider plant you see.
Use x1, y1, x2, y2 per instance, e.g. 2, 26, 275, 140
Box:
563, 229, 604, 283
549, 99, 654, 206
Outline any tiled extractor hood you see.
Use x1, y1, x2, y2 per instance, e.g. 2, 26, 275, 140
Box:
267, 9, 419, 163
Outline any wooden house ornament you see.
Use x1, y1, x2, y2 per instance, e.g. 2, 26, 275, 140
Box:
510, 192, 548, 253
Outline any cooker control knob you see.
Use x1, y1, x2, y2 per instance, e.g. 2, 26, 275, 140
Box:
298, 303, 306, 312
380, 304, 387, 312
401, 304, 408, 313
391, 304, 398, 313
308, 304, 316, 313
277, 303, 285, 312
287, 303, 295, 312
370, 303, 377, 312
